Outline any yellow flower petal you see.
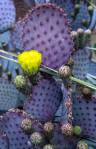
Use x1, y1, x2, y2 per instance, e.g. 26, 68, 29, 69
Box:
18, 50, 42, 76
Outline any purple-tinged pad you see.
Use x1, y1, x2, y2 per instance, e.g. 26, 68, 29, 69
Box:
72, 2, 90, 30
0, 133, 9, 149
1, 109, 43, 149
11, 20, 25, 50
24, 77, 62, 122
73, 93, 96, 140
0, 0, 16, 33
50, 0, 74, 20
72, 48, 90, 80
0, 78, 26, 112
88, 61, 96, 76
11, 3, 73, 69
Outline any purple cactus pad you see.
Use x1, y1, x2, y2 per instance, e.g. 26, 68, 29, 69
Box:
0, 0, 16, 33
72, 48, 90, 80
11, 3, 73, 69
73, 93, 96, 140
0, 78, 26, 112
24, 77, 62, 122
50, 124, 79, 149
0, 109, 43, 149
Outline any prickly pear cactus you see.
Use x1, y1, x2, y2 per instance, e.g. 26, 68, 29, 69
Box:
71, 28, 96, 140
72, 48, 90, 80
0, 77, 26, 112
11, 4, 73, 69
0, 109, 43, 149
24, 77, 62, 122
73, 92, 96, 140
72, 29, 91, 80
0, 0, 16, 33
49, 0, 94, 30
50, 124, 79, 149
72, 2, 91, 30
50, 0, 74, 20
88, 61, 96, 76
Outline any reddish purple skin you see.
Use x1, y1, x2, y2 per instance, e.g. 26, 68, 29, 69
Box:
24, 78, 62, 122
11, 4, 73, 69
0, 109, 43, 149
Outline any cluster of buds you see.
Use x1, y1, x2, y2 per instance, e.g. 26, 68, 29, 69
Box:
71, 29, 91, 49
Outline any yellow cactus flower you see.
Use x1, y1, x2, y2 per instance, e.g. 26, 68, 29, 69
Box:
18, 50, 42, 76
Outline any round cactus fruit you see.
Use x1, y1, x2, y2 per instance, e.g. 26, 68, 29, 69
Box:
82, 87, 92, 99
0, 109, 32, 149
21, 118, 33, 134
43, 144, 54, 149
0, 0, 16, 33
0, 133, 9, 149
61, 123, 73, 136
58, 65, 71, 78
50, 123, 79, 149
77, 141, 88, 149
44, 122, 54, 133
24, 77, 62, 122
14, 75, 27, 89
30, 132, 43, 145
0, 109, 43, 149
73, 126, 82, 136
11, 3, 73, 69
